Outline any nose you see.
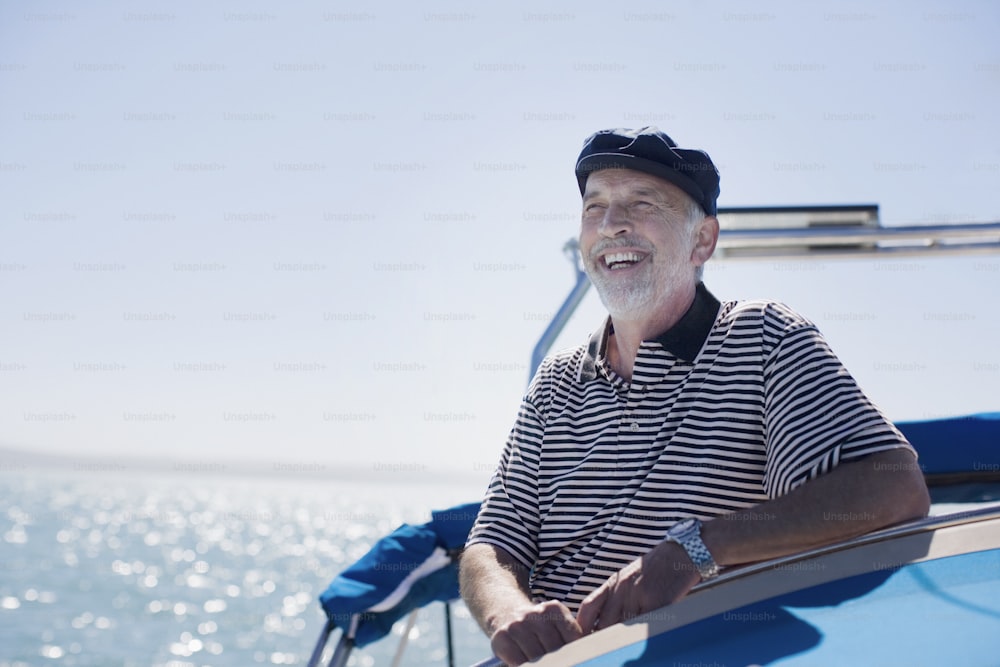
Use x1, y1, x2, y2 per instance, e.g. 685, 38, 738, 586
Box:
599, 202, 632, 237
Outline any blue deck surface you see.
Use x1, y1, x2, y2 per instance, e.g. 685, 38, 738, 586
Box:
579, 548, 1000, 667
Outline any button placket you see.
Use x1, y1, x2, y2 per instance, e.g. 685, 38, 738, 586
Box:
622, 382, 646, 435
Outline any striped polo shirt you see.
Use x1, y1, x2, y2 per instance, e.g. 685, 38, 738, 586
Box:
467, 283, 913, 611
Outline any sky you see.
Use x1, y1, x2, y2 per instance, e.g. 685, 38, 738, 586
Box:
1, 0, 998, 483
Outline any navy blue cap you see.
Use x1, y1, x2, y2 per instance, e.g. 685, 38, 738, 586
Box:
575, 127, 720, 216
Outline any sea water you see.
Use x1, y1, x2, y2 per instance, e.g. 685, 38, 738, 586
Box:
0, 468, 493, 666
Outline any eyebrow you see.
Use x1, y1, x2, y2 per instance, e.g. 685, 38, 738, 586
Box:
630, 187, 668, 201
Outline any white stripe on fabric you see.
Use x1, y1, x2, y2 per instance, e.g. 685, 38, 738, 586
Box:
367, 546, 451, 613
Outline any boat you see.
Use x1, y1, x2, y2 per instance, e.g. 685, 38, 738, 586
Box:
308, 209, 1000, 666
519, 411, 1000, 666
524, 501, 1000, 667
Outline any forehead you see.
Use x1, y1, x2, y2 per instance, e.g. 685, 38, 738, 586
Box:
583, 168, 693, 206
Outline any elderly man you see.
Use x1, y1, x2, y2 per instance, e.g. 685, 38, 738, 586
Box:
459, 127, 930, 666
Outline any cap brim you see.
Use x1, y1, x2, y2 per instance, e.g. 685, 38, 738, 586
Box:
575, 153, 707, 210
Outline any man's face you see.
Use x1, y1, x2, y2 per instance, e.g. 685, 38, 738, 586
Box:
579, 169, 703, 320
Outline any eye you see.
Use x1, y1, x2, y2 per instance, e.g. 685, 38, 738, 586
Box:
583, 202, 607, 214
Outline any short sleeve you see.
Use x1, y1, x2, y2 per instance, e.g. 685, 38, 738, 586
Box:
762, 317, 914, 497
465, 398, 545, 569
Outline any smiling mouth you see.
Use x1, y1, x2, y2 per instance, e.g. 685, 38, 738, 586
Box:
603, 251, 645, 270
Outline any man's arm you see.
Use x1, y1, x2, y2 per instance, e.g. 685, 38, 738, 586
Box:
460, 543, 583, 666
704, 447, 929, 563
577, 447, 930, 631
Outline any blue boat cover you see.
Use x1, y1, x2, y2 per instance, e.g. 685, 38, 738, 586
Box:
896, 412, 1000, 475
318, 501, 480, 647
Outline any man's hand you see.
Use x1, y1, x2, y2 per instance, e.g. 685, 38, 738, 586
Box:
576, 541, 701, 633
460, 543, 585, 666
490, 599, 584, 667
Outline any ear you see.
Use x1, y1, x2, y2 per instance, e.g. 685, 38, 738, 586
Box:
690, 215, 719, 268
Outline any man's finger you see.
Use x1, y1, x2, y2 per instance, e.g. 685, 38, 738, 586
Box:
491, 632, 529, 667
510, 633, 548, 665
534, 622, 572, 655
623, 598, 645, 623
576, 584, 608, 633
555, 615, 584, 644
551, 605, 585, 645
594, 589, 625, 631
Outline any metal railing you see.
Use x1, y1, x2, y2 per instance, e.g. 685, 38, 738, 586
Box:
528, 219, 1000, 379
715, 221, 1000, 259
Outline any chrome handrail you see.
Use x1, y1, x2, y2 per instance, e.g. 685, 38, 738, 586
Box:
527, 220, 1000, 377
716, 221, 1000, 259
717, 221, 1000, 248
528, 238, 590, 382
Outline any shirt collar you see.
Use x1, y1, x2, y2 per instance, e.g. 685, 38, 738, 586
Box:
578, 282, 721, 382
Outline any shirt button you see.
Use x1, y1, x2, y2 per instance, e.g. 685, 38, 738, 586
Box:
630, 422, 639, 432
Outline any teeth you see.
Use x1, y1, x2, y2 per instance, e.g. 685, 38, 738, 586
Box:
604, 252, 642, 268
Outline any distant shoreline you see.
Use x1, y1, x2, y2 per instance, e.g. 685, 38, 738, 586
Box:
0, 445, 489, 486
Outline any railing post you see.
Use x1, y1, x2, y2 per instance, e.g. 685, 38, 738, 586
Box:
529, 239, 591, 383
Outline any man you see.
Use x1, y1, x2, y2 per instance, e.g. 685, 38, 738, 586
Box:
460, 127, 930, 666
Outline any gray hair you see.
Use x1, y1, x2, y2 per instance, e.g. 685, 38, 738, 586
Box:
685, 198, 709, 282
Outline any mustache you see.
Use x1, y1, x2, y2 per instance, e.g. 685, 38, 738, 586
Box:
587, 236, 655, 260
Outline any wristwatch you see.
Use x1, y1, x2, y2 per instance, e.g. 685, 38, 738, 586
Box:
665, 518, 720, 581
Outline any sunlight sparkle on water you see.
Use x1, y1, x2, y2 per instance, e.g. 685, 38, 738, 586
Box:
185, 574, 210, 588
1, 471, 491, 665
39, 645, 64, 659
4, 527, 27, 544
203, 599, 227, 613
71, 612, 94, 629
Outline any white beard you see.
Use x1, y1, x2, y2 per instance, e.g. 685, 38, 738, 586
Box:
583, 238, 692, 321
587, 264, 658, 320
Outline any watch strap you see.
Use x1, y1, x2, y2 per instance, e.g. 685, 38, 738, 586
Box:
672, 520, 720, 581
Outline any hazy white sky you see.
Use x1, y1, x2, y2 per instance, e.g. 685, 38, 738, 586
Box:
2, 0, 998, 481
